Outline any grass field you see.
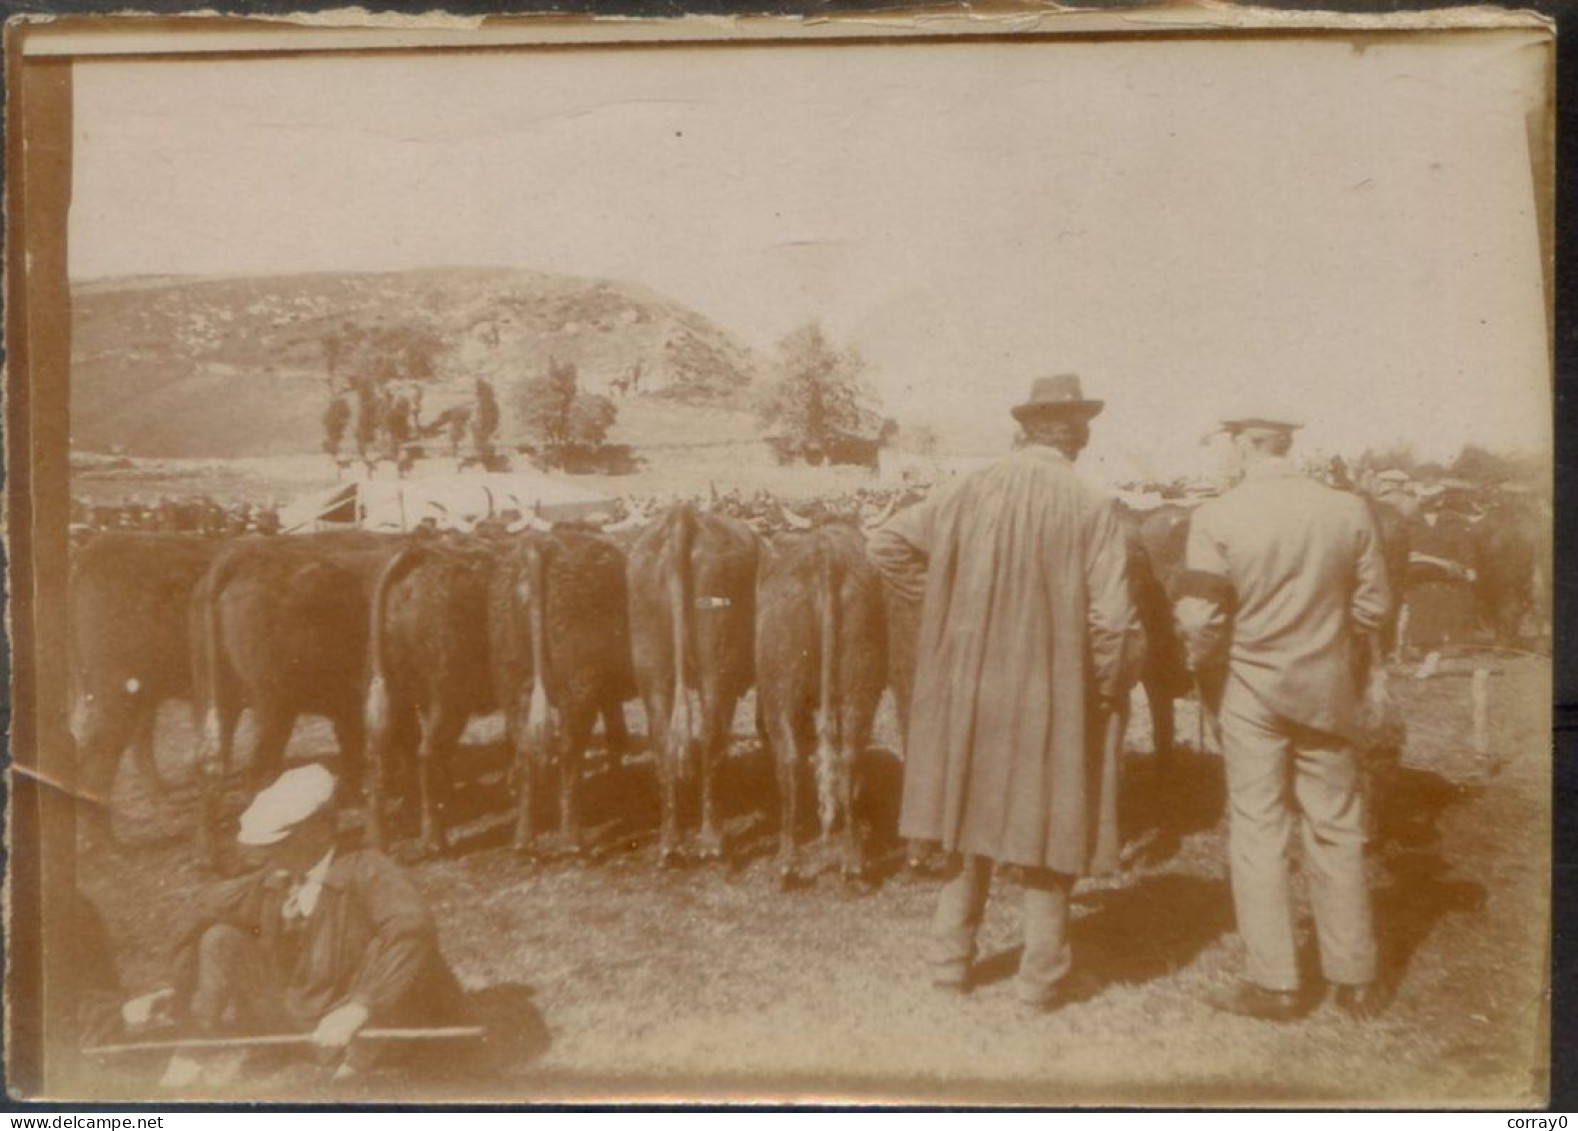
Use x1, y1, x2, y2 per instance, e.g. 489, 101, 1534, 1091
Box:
73, 650, 1551, 1107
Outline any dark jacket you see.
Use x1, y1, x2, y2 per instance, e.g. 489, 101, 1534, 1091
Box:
169, 847, 466, 1030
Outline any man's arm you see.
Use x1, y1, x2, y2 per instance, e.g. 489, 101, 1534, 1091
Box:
343, 851, 446, 1021
1085, 497, 1144, 704
1351, 499, 1393, 636
1173, 505, 1235, 680
865, 493, 937, 605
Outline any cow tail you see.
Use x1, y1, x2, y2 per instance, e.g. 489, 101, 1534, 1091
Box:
196, 561, 229, 771
667, 505, 697, 779
814, 535, 841, 840
522, 538, 555, 768
366, 544, 421, 746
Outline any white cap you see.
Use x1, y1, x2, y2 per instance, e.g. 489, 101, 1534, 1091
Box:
1220, 404, 1305, 432
237, 764, 337, 846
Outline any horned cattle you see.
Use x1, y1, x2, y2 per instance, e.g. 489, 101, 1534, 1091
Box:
627, 504, 759, 865
489, 525, 636, 858
755, 523, 887, 886
69, 533, 221, 832
190, 532, 399, 864
364, 538, 498, 858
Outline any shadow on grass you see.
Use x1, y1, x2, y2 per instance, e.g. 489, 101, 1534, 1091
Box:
972, 873, 1233, 993
1370, 765, 1486, 988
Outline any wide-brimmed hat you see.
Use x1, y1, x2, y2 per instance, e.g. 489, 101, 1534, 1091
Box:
1010, 374, 1104, 423
1220, 405, 1304, 433
237, 763, 337, 847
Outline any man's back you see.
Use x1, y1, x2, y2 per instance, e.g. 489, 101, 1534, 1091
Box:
1187, 460, 1389, 736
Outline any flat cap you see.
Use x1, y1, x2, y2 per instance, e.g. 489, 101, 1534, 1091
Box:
237, 763, 336, 847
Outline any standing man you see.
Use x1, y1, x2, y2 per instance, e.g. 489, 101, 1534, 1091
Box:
121, 764, 470, 1087
1175, 408, 1391, 1021
867, 375, 1142, 1013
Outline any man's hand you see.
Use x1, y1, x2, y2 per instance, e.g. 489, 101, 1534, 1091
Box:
121, 987, 175, 1032
312, 1001, 371, 1050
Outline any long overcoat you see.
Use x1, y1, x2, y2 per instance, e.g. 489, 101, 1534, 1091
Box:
867, 445, 1141, 875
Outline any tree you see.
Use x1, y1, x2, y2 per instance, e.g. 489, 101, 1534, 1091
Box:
756, 322, 877, 464
384, 395, 414, 475
354, 383, 382, 478
512, 358, 619, 468
569, 393, 617, 447
472, 379, 501, 465
321, 397, 351, 479
443, 406, 473, 458
1450, 444, 1513, 484
321, 397, 351, 459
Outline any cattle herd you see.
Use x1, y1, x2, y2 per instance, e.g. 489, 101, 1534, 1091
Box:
68, 474, 1548, 887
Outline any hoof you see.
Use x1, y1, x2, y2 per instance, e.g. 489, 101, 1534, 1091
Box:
841, 865, 872, 891
658, 847, 684, 870
695, 835, 725, 862
777, 867, 801, 893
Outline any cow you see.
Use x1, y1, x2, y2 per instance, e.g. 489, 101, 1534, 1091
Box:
1127, 496, 1408, 760
69, 532, 222, 837
1365, 497, 1411, 656
627, 504, 759, 865
363, 537, 502, 858
1470, 500, 1543, 646
1128, 503, 1194, 764
755, 523, 887, 887
190, 532, 399, 864
488, 525, 637, 858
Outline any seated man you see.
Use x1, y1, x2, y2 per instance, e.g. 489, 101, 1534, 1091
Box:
124, 763, 469, 1088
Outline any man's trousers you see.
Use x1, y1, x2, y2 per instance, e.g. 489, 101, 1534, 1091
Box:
1219, 682, 1377, 991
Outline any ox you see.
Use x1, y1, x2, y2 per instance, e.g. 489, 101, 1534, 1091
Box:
364, 538, 497, 858
756, 524, 886, 886
69, 532, 221, 833
1470, 501, 1543, 646
191, 532, 398, 864
627, 504, 758, 865
489, 525, 636, 858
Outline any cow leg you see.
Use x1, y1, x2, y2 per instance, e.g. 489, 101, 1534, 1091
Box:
364, 702, 410, 853
1147, 681, 1175, 764
331, 710, 365, 796
770, 712, 800, 889
646, 690, 682, 868
839, 706, 873, 884
130, 699, 170, 794
601, 698, 630, 765
195, 699, 241, 872
247, 709, 295, 788
75, 708, 125, 851
415, 707, 463, 859
695, 693, 732, 861
511, 720, 539, 858
558, 705, 597, 859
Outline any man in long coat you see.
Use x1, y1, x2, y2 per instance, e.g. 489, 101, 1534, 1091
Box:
1175, 407, 1391, 1021
867, 374, 1142, 1011
123, 764, 469, 1087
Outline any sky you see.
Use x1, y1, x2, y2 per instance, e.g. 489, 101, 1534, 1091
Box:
70, 31, 1553, 480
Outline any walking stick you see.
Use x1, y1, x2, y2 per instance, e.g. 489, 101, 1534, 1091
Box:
83, 1026, 484, 1057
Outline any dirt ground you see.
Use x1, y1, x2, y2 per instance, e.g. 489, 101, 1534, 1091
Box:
73, 652, 1551, 1107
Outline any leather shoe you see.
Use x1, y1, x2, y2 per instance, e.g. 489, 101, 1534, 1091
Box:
1332, 981, 1387, 1020
1204, 981, 1303, 1022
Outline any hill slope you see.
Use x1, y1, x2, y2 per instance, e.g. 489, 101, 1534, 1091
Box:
70, 267, 771, 458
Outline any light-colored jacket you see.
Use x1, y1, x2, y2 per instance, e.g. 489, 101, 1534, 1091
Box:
1175, 458, 1391, 739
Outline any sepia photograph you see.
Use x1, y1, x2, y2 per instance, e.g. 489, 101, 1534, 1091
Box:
4, 7, 1557, 1108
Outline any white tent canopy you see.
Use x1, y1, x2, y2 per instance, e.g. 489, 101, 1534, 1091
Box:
279, 472, 618, 534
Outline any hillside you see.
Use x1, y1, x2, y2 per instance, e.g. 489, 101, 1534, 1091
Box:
69, 267, 772, 458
